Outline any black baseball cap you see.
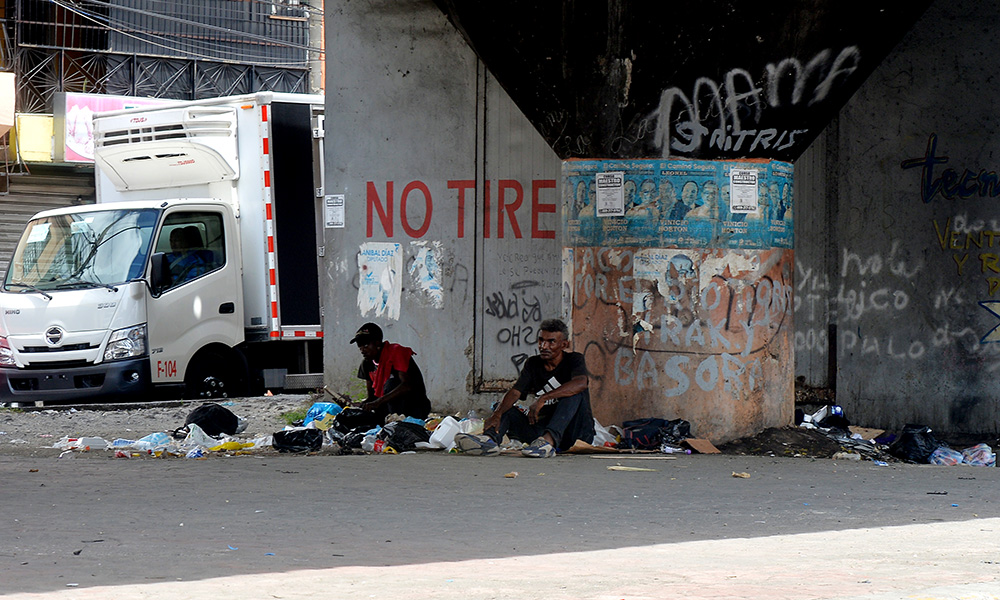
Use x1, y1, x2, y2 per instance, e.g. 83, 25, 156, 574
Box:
350, 322, 383, 345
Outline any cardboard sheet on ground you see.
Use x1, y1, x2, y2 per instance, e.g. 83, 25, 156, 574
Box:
682, 438, 721, 454
849, 426, 885, 440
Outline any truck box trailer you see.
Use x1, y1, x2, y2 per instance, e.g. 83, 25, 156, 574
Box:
0, 92, 325, 402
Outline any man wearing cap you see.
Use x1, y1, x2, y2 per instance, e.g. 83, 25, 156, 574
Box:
350, 323, 431, 422
454, 318, 595, 458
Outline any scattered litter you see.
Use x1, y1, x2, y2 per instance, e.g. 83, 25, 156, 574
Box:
504, 471, 518, 479
608, 465, 658, 472
227, 545, 238, 551
832, 451, 862, 461
926, 491, 948, 495
732, 471, 751, 478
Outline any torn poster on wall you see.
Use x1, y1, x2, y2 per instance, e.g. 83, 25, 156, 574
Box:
408, 241, 444, 309
358, 242, 402, 320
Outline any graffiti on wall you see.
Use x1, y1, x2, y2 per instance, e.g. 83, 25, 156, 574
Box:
901, 134, 1000, 347
563, 159, 793, 249
794, 243, 925, 361
573, 246, 791, 401
650, 46, 861, 159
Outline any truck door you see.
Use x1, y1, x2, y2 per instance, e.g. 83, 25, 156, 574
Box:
146, 209, 243, 386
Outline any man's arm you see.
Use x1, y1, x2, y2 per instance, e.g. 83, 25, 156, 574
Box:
527, 374, 588, 423
483, 387, 522, 433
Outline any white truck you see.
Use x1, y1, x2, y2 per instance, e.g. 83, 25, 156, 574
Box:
0, 92, 326, 402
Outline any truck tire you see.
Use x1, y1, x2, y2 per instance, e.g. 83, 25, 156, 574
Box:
184, 349, 247, 400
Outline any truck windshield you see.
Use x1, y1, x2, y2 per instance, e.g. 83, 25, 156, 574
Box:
3, 208, 160, 291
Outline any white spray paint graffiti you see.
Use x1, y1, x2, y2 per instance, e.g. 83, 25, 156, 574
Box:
795, 241, 926, 360
650, 46, 861, 157
357, 242, 402, 320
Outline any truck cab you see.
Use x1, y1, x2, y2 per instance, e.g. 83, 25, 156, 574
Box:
0, 93, 325, 403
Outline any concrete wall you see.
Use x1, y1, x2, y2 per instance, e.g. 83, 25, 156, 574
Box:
324, 1, 561, 410
795, 0, 1000, 432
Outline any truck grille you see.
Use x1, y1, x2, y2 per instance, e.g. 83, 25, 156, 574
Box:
21, 344, 94, 353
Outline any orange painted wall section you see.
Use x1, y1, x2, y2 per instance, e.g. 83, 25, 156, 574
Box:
566, 246, 794, 443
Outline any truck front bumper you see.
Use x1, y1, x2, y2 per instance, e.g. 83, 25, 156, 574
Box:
0, 358, 152, 403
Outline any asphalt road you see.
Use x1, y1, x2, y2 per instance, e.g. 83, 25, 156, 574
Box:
2, 452, 1000, 599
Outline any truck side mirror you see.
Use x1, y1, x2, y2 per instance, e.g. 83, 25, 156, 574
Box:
150, 252, 172, 294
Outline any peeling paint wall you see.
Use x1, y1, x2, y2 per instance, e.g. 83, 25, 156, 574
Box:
794, 0, 1000, 432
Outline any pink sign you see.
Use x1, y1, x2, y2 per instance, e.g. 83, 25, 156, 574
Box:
61, 93, 176, 163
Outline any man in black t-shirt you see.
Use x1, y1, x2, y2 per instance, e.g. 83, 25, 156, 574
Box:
455, 318, 595, 458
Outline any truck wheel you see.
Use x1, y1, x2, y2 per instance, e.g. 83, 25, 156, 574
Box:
184, 350, 246, 399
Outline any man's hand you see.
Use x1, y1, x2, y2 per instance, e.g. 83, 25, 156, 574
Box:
360, 398, 381, 412
527, 397, 547, 424
483, 412, 501, 433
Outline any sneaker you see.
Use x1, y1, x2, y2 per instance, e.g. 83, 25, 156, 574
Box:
521, 437, 556, 458
454, 433, 500, 456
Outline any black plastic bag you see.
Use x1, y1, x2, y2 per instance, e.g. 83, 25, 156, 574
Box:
660, 419, 692, 445
888, 424, 942, 463
332, 407, 382, 434
341, 427, 368, 449
378, 421, 430, 452
183, 403, 239, 437
272, 428, 323, 453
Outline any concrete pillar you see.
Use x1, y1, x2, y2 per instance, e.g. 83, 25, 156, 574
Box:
562, 158, 794, 442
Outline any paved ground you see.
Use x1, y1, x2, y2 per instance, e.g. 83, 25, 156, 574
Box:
2, 450, 999, 599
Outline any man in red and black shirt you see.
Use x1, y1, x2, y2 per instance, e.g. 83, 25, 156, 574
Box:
351, 323, 431, 422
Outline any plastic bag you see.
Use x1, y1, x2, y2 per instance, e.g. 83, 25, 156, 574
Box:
378, 421, 431, 452
272, 428, 323, 453
303, 402, 343, 429
184, 403, 240, 437
929, 446, 963, 466
660, 419, 692, 445
592, 419, 619, 447
332, 407, 382, 434
888, 425, 942, 463
961, 443, 996, 467
182, 423, 220, 448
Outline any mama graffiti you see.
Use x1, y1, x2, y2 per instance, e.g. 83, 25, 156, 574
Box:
651, 46, 860, 156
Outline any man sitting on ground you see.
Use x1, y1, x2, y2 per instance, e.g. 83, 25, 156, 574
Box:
455, 318, 595, 458
351, 322, 431, 422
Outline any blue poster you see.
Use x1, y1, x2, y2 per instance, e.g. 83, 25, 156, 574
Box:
562, 158, 793, 250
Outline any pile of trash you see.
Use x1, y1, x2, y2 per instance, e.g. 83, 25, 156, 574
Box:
53, 403, 267, 458
796, 405, 997, 467
44, 399, 724, 459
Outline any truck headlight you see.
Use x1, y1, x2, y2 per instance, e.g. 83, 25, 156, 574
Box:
0, 337, 14, 367
105, 324, 147, 361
